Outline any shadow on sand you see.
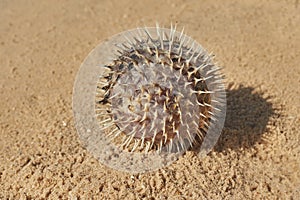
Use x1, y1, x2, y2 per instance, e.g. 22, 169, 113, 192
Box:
213, 85, 276, 152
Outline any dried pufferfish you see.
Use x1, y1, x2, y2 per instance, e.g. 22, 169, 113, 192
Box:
94, 25, 225, 154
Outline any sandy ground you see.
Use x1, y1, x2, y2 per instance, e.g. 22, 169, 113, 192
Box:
0, 0, 299, 199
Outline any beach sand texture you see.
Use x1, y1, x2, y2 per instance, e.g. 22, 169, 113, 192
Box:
0, 0, 299, 199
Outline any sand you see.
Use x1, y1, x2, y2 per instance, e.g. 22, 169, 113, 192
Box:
0, 0, 299, 199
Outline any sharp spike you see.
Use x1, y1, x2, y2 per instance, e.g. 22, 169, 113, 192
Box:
178, 27, 185, 41
107, 127, 120, 137
196, 129, 205, 139
184, 36, 192, 49
95, 107, 110, 111
123, 34, 134, 46
169, 23, 175, 55
98, 118, 112, 124
163, 101, 167, 112
186, 50, 196, 65
110, 129, 122, 140
174, 129, 180, 138
140, 124, 148, 148
184, 81, 193, 88
136, 27, 144, 41
193, 121, 199, 127
131, 139, 140, 152
144, 27, 155, 43
205, 67, 220, 75
178, 32, 186, 51
121, 127, 135, 145
97, 80, 109, 85
120, 134, 128, 146
212, 106, 222, 112
108, 92, 120, 100
145, 141, 151, 153
168, 138, 173, 153
150, 128, 158, 149
158, 139, 163, 153
190, 89, 214, 95
179, 136, 187, 151
95, 112, 112, 117
200, 112, 207, 118
211, 99, 221, 103
99, 122, 114, 132
175, 140, 181, 152
162, 119, 167, 144
186, 41, 196, 56
120, 43, 130, 51
186, 129, 194, 147
203, 120, 209, 128
124, 134, 135, 148
178, 48, 183, 62
156, 23, 164, 50
173, 23, 177, 35
194, 46, 204, 61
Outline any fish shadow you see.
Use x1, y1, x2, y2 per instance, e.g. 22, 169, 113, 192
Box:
213, 85, 276, 152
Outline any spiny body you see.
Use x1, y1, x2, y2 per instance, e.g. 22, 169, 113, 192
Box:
95, 25, 223, 153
